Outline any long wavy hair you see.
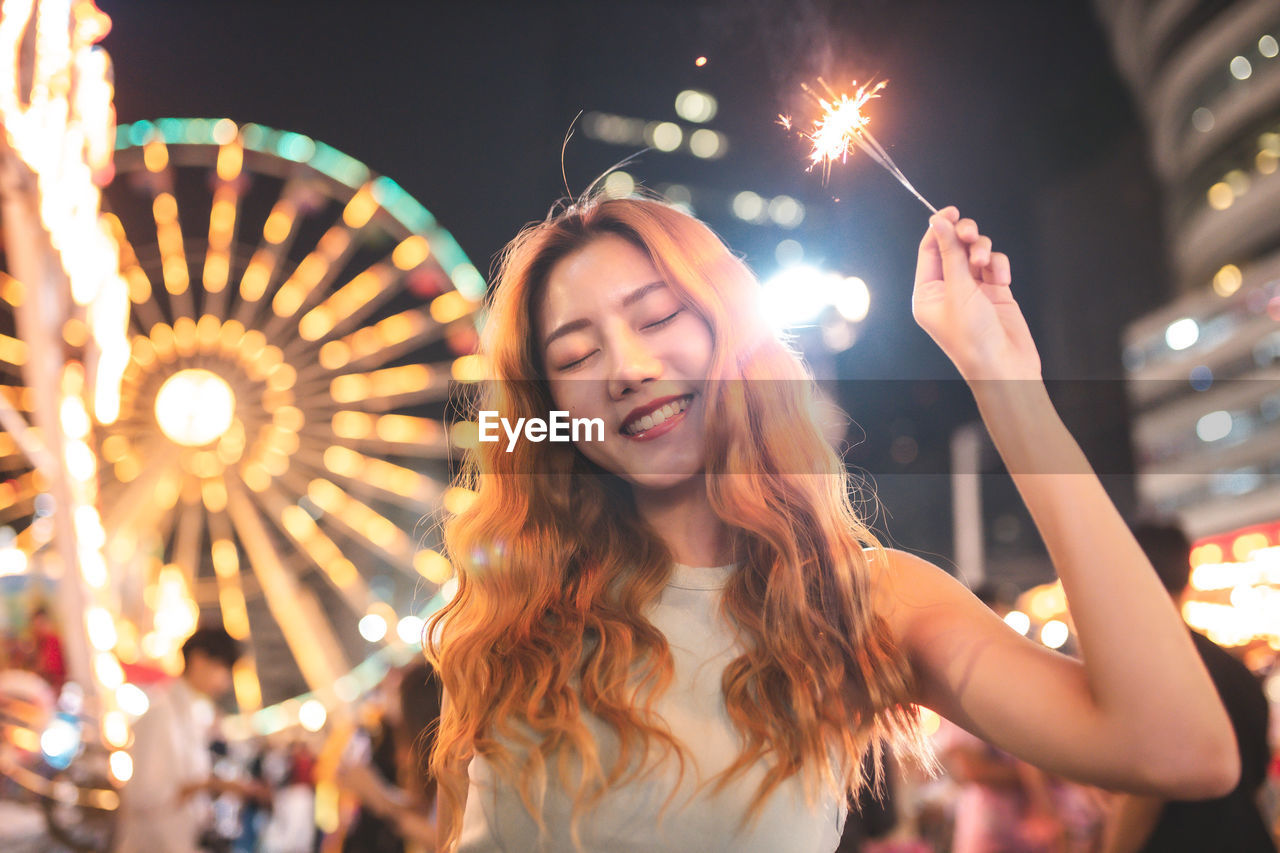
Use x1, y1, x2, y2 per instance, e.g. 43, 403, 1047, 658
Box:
425, 193, 923, 851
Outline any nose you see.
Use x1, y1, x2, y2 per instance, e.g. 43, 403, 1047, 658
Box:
606, 325, 662, 400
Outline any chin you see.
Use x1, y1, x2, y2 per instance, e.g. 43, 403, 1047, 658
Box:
624, 469, 702, 493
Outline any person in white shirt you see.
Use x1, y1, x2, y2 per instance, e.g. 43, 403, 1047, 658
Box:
114, 626, 252, 853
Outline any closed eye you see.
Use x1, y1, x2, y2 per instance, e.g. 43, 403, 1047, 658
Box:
556, 350, 597, 371
644, 309, 682, 330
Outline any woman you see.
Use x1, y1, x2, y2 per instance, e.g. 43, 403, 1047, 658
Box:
425, 195, 1237, 853
339, 661, 444, 853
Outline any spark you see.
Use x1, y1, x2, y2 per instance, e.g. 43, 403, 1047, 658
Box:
783, 77, 937, 214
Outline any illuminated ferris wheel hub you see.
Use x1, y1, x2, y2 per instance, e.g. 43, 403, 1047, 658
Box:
154, 368, 237, 447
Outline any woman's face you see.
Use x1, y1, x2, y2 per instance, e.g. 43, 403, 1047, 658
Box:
537, 234, 714, 492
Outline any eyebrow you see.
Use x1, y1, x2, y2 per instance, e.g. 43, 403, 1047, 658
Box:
542, 280, 669, 351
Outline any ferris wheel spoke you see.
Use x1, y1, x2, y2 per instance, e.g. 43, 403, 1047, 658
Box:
263, 223, 363, 342
170, 497, 205, 591
0, 428, 24, 458
0, 270, 21, 306
206, 510, 251, 639
141, 137, 196, 320
103, 211, 166, 333
225, 475, 352, 700
294, 307, 446, 385
324, 411, 452, 459
233, 186, 305, 329
248, 482, 377, 616
205, 510, 263, 713
201, 190, 240, 320
0, 383, 32, 411
298, 361, 454, 414
291, 259, 401, 356
0, 330, 28, 368
98, 441, 180, 533
200, 138, 246, 320
275, 468, 417, 571
294, 444, 444, 512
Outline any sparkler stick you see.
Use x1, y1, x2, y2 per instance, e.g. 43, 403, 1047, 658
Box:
782, 77, 938, 214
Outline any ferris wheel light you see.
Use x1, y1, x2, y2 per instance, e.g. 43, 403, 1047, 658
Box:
392, 235, 431, 270
298, 699, 327, 732
358, 613, 387, 643
154, 369, 236, 446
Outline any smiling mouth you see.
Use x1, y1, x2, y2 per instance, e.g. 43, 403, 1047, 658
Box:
620, 394, 694, 439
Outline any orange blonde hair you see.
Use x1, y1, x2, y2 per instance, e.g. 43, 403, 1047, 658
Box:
426, 194, 922, 851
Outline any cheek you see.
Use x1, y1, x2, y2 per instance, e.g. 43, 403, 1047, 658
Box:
680, 319, 715, 377
548, 380, 597, 418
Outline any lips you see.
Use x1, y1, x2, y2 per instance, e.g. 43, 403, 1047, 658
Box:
620, 394, 694, 438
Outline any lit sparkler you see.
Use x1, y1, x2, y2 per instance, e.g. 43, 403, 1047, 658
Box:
781, 77, 937, 214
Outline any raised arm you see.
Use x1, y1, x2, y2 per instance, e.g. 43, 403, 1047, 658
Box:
873, 209, 1237, 798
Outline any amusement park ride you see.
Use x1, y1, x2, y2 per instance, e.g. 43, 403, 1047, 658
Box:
0, 1, 484, 844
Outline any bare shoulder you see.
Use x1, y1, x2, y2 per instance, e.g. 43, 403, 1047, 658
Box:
861, 546, 976, 637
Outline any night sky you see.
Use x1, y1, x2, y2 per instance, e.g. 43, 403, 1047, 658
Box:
95, 0, 1162, 567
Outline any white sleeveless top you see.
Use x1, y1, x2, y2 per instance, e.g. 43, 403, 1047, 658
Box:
455, 562, 847, 852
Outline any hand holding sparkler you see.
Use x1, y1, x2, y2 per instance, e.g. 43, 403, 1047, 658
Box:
912, 207, 1041, 382
780, 77, 937, 214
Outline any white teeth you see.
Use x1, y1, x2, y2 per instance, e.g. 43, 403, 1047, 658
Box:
624, 395, 692, 435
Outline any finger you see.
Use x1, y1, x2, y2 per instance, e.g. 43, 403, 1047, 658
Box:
955, 218, 980, 243
981, 251, 1012, 286
968, 235, 992, 272
929, 214, 976, 290
915, 227, 942, 289
936, 205, 960, 223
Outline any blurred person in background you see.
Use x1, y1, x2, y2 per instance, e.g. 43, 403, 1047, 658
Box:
935, 717, 1066, 853
27, 606, 65, 689
338, 659, 443, 853
261, 739, 320, 853
1102, 523, 1275, 852
930, 580, 1108, 853
115, 626, 266, 853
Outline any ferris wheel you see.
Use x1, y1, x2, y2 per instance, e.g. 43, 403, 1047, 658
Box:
5, 117, 485, 735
